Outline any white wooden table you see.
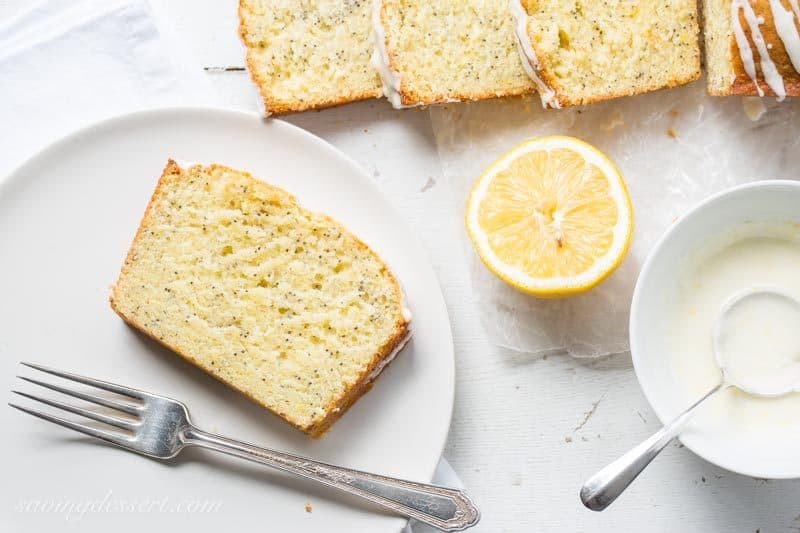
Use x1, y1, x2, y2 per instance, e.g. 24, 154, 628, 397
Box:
9, 0, 800, 530
162, 2, 800, 531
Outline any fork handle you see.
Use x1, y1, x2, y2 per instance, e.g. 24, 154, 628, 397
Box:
182, 427, 479, 532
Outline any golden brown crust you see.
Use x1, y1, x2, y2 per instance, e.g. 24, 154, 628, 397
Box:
398, 84, 537, 107
529, 33, 701, 107
722, 0, 800, 97
541, 65, 702, 108
110, 160, 411, 437
237, 1, 381, 115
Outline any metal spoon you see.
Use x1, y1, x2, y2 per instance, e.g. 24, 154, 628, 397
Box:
580, 287, 800, 511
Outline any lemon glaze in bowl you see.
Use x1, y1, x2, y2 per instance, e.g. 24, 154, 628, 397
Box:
630, 180, 800, 479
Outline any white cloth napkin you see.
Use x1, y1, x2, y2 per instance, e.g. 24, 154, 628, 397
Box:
0, 2, 466, 528
0, 0, 218, 178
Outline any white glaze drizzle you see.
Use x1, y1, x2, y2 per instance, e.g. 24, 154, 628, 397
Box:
371, 0, 412, 109
770, 0, 800, 73
731, 6, 761, 95
370, 0, 463, 108
365, 329, 412, 381
790, 0, 800, 20
509, 0, 559, 108
731, 0, 788, 99
255, 91, 271, 117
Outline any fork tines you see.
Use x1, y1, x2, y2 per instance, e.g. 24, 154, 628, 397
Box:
9, 362, 143, 447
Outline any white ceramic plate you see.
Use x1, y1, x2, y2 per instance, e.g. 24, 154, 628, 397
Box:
0, 108, 454, 532
630, 180, 800, 479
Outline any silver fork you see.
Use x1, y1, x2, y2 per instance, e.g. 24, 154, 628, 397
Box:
9, 362, 479, 532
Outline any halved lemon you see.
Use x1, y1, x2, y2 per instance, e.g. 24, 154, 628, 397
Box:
465, 136, 633, 297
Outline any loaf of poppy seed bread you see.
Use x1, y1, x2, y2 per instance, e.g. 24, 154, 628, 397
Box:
110, 160, 411, 437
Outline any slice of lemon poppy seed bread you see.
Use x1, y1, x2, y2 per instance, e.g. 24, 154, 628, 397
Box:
238, 0, 382, 115
511, 0, 701, 107
110, 160, 411, 437
372, 0, 536, 107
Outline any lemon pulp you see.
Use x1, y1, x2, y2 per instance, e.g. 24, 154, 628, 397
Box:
466, 136, 633, 297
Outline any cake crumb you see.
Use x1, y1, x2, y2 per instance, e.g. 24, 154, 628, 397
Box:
666, 128, 677, 139
305, 502, 312, 513
602, 113, 624, 131
742, 97, 767, 121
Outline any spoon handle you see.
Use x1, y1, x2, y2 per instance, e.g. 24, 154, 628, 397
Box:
580, 382, 723, 511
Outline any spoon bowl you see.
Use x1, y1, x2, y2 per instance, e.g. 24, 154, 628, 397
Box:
713, 287, 800, 398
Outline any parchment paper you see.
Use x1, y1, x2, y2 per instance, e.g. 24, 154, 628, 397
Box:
430, 81, 800, 358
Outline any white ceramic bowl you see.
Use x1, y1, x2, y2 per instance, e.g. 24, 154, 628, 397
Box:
630, 180, 800, 479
